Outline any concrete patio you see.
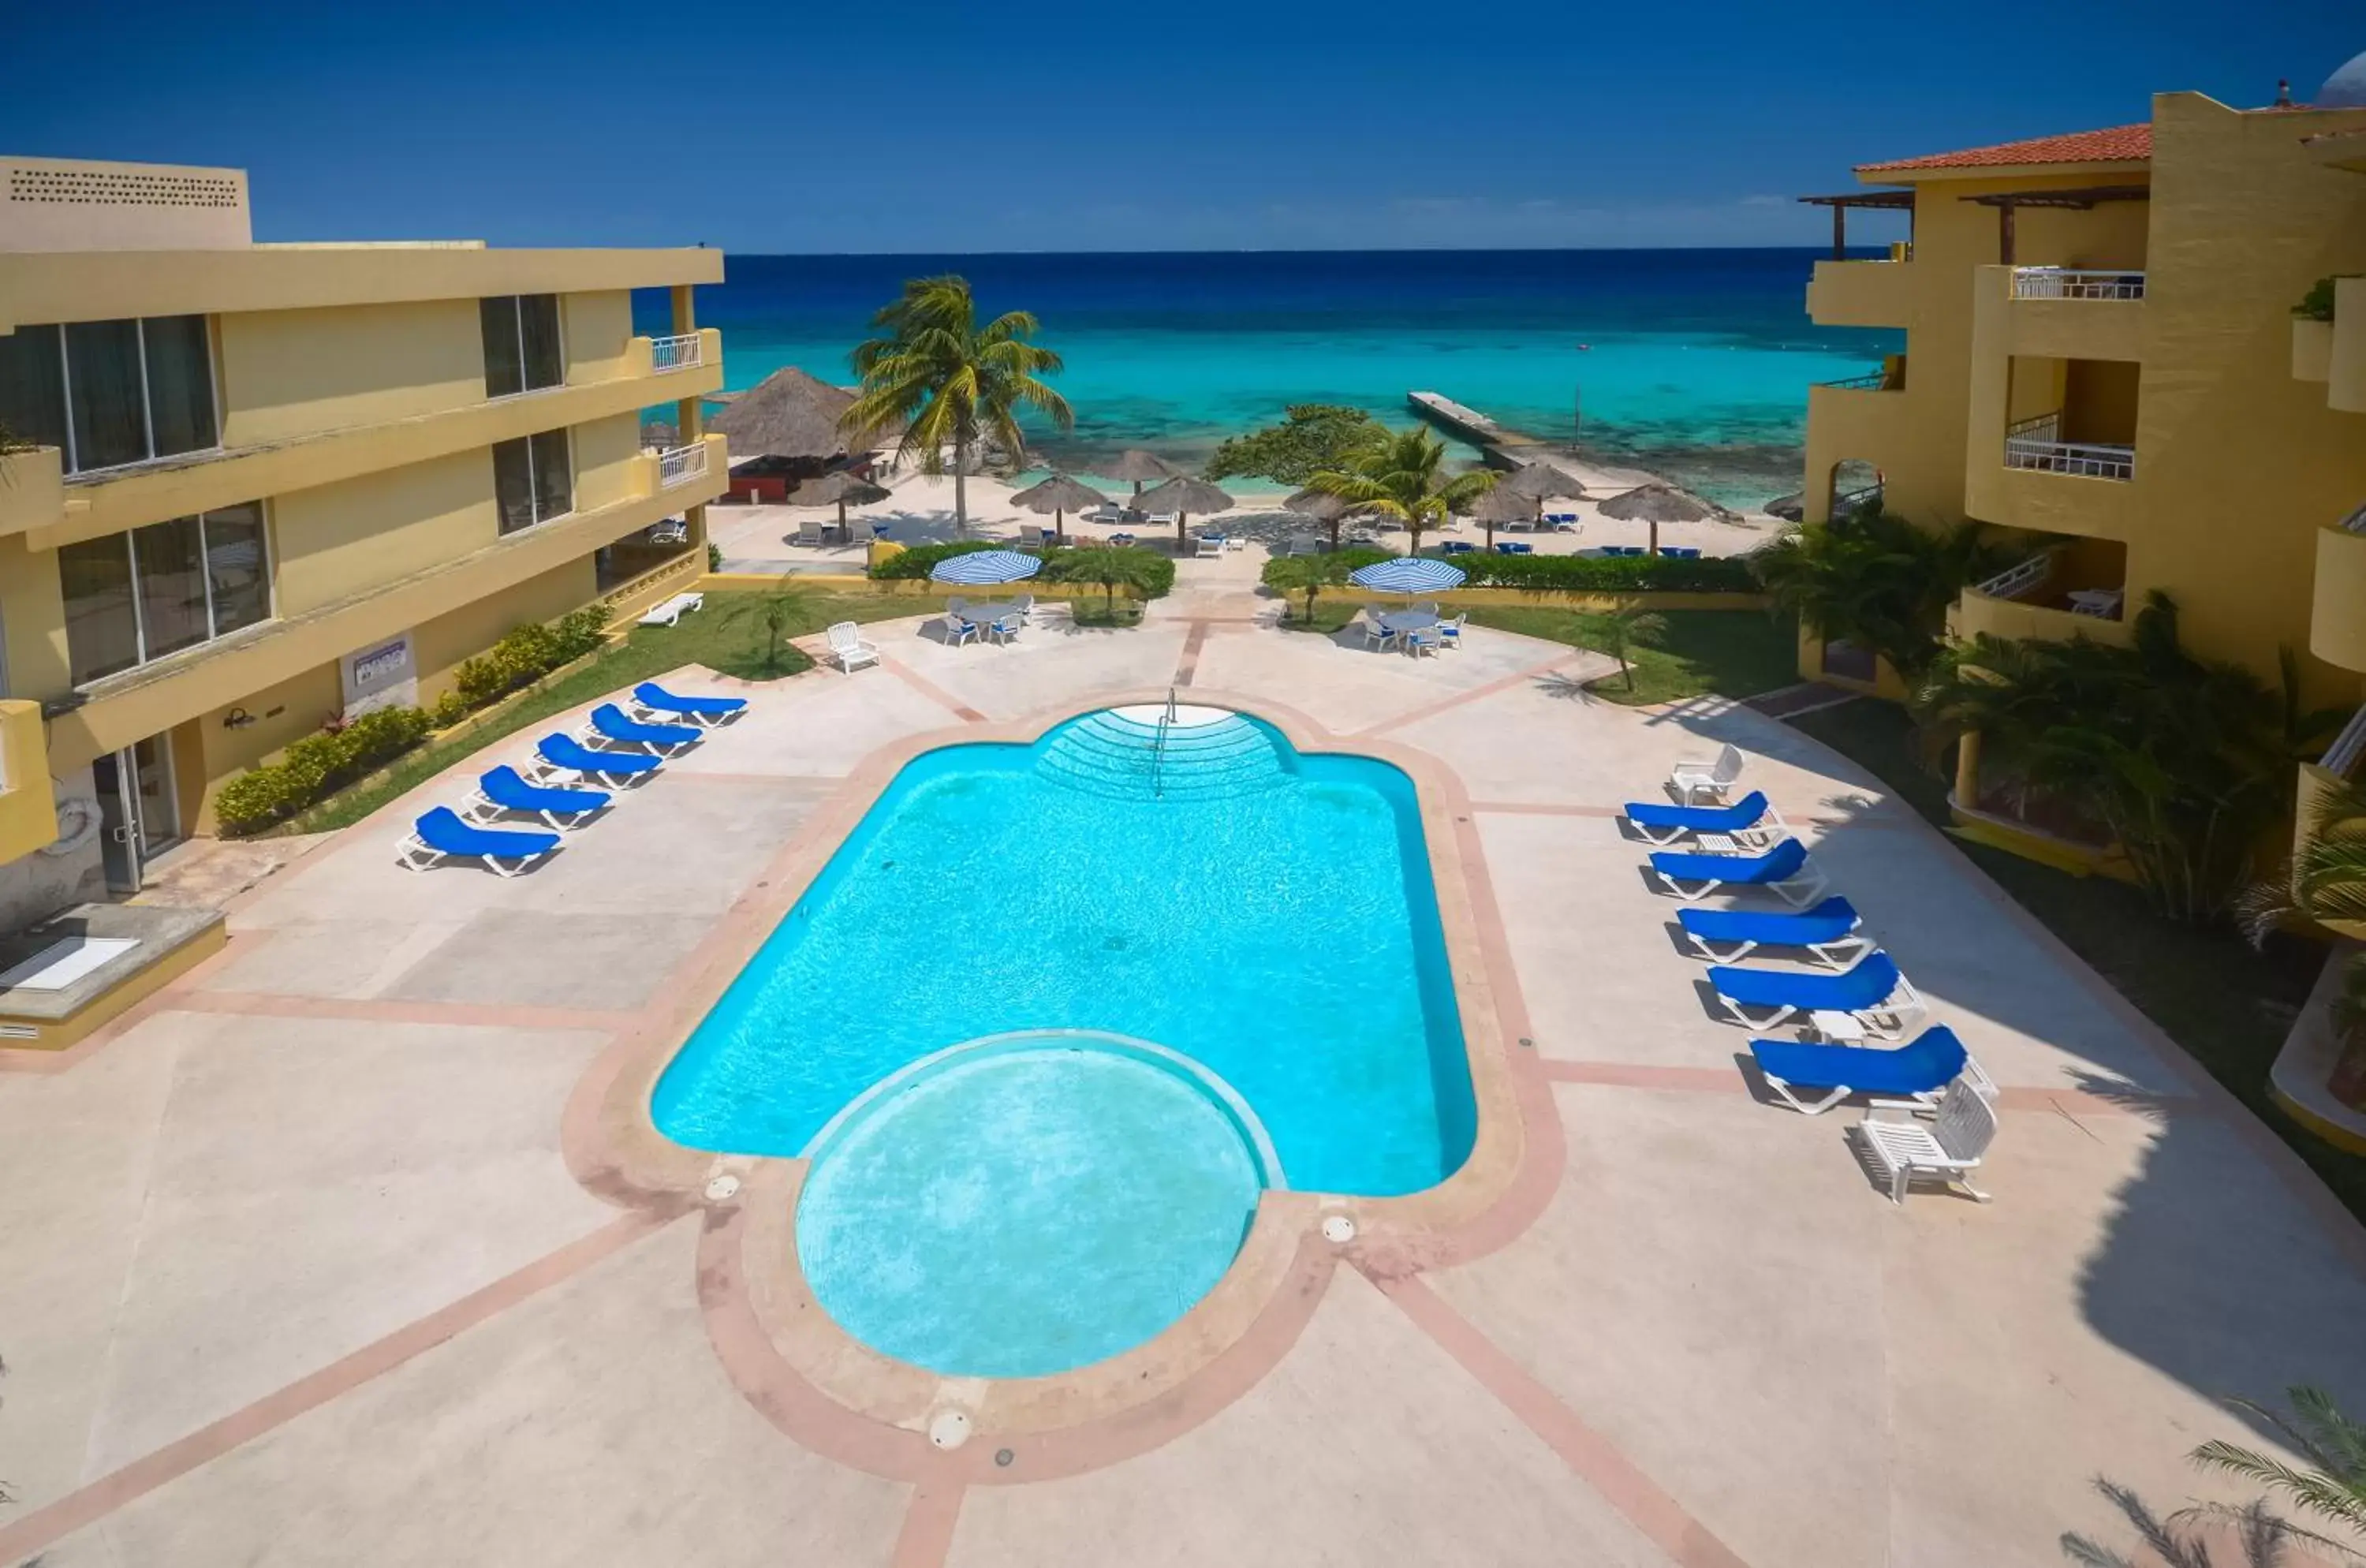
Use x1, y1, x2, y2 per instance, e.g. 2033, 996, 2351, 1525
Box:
3, 565, 2363, 1568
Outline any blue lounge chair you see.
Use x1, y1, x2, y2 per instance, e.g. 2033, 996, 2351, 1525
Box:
628, 681, 746, 727
1706, 950, 1926, 1037
1494, 541, 1534, 554
1441, 541, 1476, 554
1649, 836, 1827, 905
1659, 546, 1703, 559
395, 806, 560, 877
1748, 1025, 1987, 1115
1623, 789, 1787, 849
528, 733, 663, 788
585, 702, 702, 756
460, 765, 610, 831
1677, 896, 1868, 967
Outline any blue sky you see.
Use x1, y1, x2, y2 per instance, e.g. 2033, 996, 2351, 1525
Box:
4, 0, 2358, 252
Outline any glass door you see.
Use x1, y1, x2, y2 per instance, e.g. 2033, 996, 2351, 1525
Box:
92, 750, 141, 893
130, 734, 180, 858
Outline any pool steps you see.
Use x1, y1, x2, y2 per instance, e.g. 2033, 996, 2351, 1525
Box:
1036, 711, 1289, 801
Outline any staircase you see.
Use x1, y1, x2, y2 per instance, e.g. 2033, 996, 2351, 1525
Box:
1036, 710, 1290, 802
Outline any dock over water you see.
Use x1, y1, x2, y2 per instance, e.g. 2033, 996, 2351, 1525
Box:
1407, 390, 1558, 470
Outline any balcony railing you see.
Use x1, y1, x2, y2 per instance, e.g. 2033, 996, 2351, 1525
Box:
1819, 370, 1893, 391
2011, 267, 2148, 301
650, 333, 704, 373
658, 441, 709, 489
1975, 554, 2051, 602
2005, 435, 2135, 481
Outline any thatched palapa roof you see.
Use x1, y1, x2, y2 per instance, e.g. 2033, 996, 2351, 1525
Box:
1010, 475, 1110, 515
1599, 483, 1718, 524
1498, 461, 1587, 501
708, 367, 894, 461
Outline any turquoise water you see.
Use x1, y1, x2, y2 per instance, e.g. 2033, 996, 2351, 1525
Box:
653, 710, 1474, 1198
796, 1036, 1269, 1378
639, 248, 1899, 506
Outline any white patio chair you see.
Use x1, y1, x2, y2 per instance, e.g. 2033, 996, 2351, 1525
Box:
1669, 742, 1745, 805
826, 621, 879, 674
1360, 610, 1399, 651
1849, 1078, 1996, 1204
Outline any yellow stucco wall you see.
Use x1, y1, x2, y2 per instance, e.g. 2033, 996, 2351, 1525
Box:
0, 701, 60, 864
273, 449, 497, 616
217, 299, 487, 446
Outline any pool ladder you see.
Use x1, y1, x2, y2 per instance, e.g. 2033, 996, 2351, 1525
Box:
1149, 686, 1177, 800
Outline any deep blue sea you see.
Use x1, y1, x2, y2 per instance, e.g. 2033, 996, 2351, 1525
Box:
636, 249, 1899, 507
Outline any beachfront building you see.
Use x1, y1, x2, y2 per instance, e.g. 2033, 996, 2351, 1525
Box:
0, 155, 726, 941
1794, 67, 2366, 865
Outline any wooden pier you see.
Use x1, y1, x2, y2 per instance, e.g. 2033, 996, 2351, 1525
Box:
1407, 390, 1558, 470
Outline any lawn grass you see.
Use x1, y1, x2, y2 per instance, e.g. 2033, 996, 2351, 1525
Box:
1459, 606, 1801, 707
1789, 697, 2366, 1221
277, 588, 935, 836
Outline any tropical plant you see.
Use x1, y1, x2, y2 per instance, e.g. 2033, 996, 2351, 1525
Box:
1916, 592, 2288, 924
1054, 545, 1162, 617
2189, 1387, 2366, 1560
2062, 1482, 2291, 1568
842, 276, 1073, 535
1205, 404, 1388, 486
0, 418, 32, 456
1305, 427, 1496, 558
1454, 551, 1758, 593
1752, 509, 2006, 687
716, 577, 809, 675
2241, 776, 2366, 943
2294, 277, 2347, 323
1594, 603, 1668, 692
1263, 553, 1353, 625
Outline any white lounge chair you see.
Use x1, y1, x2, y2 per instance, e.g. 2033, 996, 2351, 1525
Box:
639, 591, 704, 629
1222, 534, 1248, 552
1196, 534, 1223, 558
797, 519, 828, 547
1849, 1079, 1997, 1204
1287, 536, 1321, 557
827, 621, 880, 673
1669, 742, 1745, 805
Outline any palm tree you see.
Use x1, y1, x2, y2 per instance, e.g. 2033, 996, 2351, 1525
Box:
716, 577, 809, 675
1307, 427, 1495, 558
2062, 1482, 2292, 1568
1595, 603, 1668, 692
2189, 1387, 2366, 1561
1752, 509, 2004, 688
2241, 776, 2366, 941
1264, 554, 1349, 626
1055, 545, 1157, 619
842, 276, 1073, 536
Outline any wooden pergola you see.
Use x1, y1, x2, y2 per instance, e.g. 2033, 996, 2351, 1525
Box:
1797, 189, 1916, 259
1958, 185, 2151, 265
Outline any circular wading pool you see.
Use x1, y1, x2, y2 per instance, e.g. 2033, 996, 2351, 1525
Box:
795, 1033, 1278, 1378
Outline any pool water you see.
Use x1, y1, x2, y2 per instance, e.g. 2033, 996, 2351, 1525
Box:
654, 708, 1474, 1373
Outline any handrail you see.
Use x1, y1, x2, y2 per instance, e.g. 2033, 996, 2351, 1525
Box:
1974, 553, 2051, 602
1831, 482, 1883, 517
2004, 436, 2134, 481
2011, 267, 2147, 301
651, 333, 703, 372
1819, 370, 1892, 391
1150, 711, 1171, 800
657, 441, 709, 489
2006, 411, 2062, 441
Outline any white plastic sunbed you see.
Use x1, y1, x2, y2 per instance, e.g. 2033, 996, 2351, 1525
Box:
640, 592, 704, 628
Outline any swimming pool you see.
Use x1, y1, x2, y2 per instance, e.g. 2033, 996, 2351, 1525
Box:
653, 706, 1474, 1372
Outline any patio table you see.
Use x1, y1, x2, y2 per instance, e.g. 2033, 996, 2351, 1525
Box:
1376, 609, 1440, 636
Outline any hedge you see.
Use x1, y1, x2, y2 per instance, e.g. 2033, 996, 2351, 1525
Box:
215, 605, 612, 836
871, 540, 1176, 599
1437, 551, 1758, 593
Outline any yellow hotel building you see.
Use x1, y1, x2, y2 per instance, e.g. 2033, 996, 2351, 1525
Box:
0, 155, 727, 928
1796, 69, 2366, 861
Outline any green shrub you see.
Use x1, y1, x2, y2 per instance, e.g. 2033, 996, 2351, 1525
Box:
871, 540, 1177, 599
427, 689, 472, 729
1039, 545, 1175, 599
867, 540, 1007, 581
1454, 551, 1759, 593
215, 704, 432, 835
2295, 276, 2344, 323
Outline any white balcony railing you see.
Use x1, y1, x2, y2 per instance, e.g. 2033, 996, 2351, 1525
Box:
651, 333, 704, 373
2006, 435, 2135, 480
1975, 554, 2051, 602
658, 441, 709, 489
2010, 267, 2147, 301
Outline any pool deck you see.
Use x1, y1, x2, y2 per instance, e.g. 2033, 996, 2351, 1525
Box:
4, 553, 2364, 1567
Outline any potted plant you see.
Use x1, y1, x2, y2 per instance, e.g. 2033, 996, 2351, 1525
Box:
2293, 275, 2338, 383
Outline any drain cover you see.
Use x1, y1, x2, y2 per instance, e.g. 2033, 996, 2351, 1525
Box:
704, 1174, 741, 1202
1321, 1215, 1357, 1244
927, 1410, 972, 1450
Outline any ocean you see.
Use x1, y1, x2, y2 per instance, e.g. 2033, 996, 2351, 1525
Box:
636, 249, 1901, 509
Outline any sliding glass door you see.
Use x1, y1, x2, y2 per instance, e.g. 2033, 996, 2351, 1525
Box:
0, 316, 218, 474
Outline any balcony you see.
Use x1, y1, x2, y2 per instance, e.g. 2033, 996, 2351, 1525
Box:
2003, 414, 2133, 481
2006, 268, 2147, 363
1950, 552, 2133, 648
650, 333, 705, 374
0, 444, 66, 538
2312, 524, 2366, 672
2010, 267, 2145, 301
1804, 258, 1916, 329
1803, 365, 1909, 525
657, 439, 711, 489
0, 700, 60, 865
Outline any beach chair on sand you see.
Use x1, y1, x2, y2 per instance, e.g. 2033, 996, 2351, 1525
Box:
1648, 836, 1827, 905
1669, 742, 1745, 805
1748, 1025, 1987, 1116
397, 807, 560, 877
1849, 1079, 1998, 1204
1706, 950, 1926, 1037
1196, 534, 1223, 558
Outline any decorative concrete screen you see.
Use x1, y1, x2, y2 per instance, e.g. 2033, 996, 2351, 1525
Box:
1, 156, 252, 252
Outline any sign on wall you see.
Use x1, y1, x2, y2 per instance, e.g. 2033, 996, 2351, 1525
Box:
341, 632, 417, 718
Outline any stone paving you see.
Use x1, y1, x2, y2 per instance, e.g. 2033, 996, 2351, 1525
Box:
3, 560, 2364, 1568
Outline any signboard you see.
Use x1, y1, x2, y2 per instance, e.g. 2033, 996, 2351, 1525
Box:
341, 632, 417, 718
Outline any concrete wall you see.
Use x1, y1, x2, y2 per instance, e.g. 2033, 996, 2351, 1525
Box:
0, 767, 105, 930
218, 299, 487, 446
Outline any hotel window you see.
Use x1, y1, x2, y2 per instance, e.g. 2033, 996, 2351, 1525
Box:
492, 431, 573, 535
56, 502, 273, 686
480, 294, 565, 398
0, 316, 219, 475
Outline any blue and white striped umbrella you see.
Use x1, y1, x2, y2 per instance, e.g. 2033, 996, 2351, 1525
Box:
1349, 556, 1467, 593
928, 549, 1044, 586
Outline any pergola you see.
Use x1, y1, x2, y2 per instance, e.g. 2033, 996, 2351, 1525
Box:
1796, 189, 1915, 259
1958, 185, 2151, 265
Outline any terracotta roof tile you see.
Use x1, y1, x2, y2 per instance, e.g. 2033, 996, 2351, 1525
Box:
1857, 124, 2152, 174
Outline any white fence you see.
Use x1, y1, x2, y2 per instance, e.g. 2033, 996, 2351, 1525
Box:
2004, 436, 2135, 481
2011, 267, 2148, 301
651, 334, 703, 373
658, 442, 708, 489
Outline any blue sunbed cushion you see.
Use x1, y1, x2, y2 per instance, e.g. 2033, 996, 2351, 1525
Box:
1626, 790, 1772, 832
538, 734, 662, 775
1709, 952, 1901, 1010
634, 681, 747, 717
480, 765, 608, 814
1749, 1026, 1965, 1094
1651, 836, 1808, 885
591, 703, 702, 746
1677, 896, 1860, 945
413, 806, 559, 858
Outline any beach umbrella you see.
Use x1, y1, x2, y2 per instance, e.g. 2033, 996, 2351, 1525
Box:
1467, 484, 1537, 552
1134, 476, 1234, 551
786, 471, 891, 532
1599, 482, 1715, 557
1102, 449, 1179, 500
1349, 557, 1467, 595
1495, 460, 1588, 532
928, 549, 1044, 586
1009, 473, 1109, 546
710, 367, 896, 461
1284, 487, 1364, 549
